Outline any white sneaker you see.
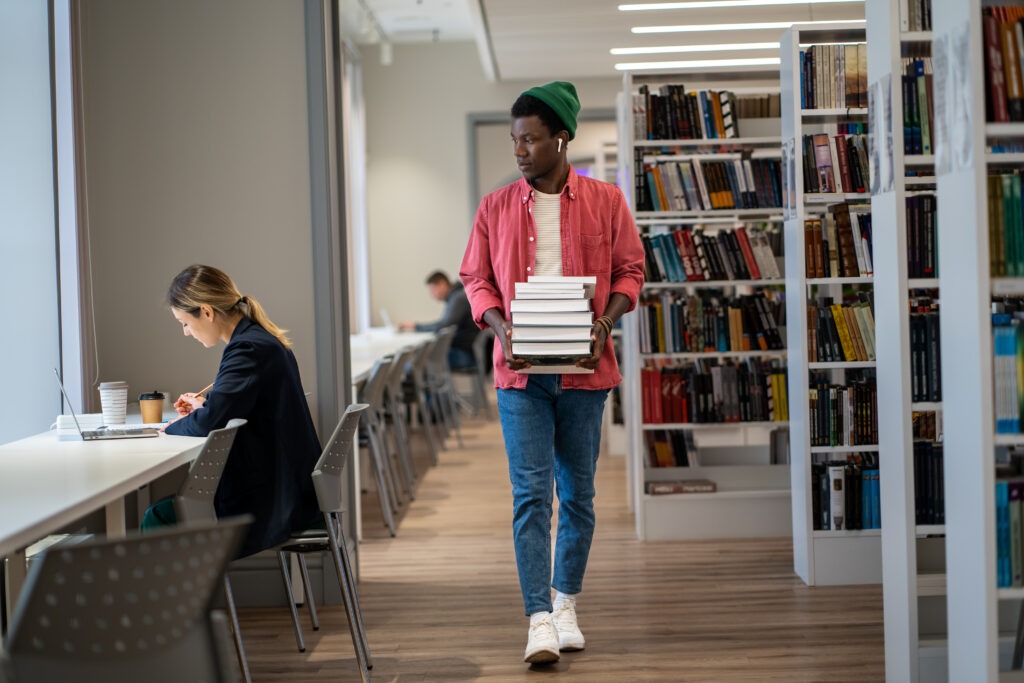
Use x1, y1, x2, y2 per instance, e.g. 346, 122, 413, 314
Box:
524, 613, 560, 664
552, 599, 585, 651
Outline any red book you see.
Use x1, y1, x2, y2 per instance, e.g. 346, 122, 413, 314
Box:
985, 11, 1011, 122
679, 230, 705, 281
660, 368, 673, 423
672, 229, 696, 280
733, 227, 762, 280
641, 368, 651, 423
833, 134, 854, 193
651, 367, 664, 424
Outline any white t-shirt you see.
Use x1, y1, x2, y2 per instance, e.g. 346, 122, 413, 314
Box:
532, 190, 562, 276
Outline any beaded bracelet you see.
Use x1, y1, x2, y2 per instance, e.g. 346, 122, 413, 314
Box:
596, 316, 614, 335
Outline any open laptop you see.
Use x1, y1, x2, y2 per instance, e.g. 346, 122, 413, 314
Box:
380, 308, 396, 332
53, 369, 159, 440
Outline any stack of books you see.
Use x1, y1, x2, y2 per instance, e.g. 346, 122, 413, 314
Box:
510, 275, 597, 374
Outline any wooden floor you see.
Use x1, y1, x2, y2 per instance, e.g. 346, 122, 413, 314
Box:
242, 412, 885, 682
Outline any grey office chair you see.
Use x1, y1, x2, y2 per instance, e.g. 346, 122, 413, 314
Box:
403, 341, 441, 465
381, 346, 418, 497
173, 418, 250, 683
277, 404, 372, 683
357, 357, 401, 536
0, 517, 249, 683
424, 326, 464, 448
452, 327, 495, 419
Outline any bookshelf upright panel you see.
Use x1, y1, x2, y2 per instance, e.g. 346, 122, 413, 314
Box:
866, 0, 945, 679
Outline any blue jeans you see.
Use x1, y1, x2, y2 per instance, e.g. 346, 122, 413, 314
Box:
496, 374, 609, 616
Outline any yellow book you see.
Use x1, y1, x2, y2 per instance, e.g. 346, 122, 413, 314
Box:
830, 303, 857, 361
777, 371, 789, 422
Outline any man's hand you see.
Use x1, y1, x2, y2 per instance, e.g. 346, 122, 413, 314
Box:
483, 307, 531, 371
174, 393, 206, 416
397, 321, 415, 332
576, 323, 608, 370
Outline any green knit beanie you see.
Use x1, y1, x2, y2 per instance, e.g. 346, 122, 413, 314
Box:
522, 81, 580, 140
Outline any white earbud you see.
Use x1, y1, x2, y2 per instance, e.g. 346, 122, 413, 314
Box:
558, 139, 563, 152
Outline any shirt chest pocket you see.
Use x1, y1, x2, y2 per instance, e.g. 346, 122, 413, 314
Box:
579, 232, 610, 274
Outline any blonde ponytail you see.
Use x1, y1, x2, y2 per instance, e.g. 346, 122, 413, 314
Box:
167, 265, 293, 349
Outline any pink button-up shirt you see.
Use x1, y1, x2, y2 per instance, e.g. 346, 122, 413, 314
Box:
460, 167, 646, 390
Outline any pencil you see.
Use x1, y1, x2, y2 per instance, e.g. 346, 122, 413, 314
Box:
196, 382, 214, 397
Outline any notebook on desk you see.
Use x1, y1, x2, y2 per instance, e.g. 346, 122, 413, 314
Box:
53, 369, 159, 441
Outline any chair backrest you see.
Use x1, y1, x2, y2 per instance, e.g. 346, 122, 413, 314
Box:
311, 404, 369, 513
356, 356, 392, 410
175, 418, 247, 524
1, 518, 249, 683
384, 346, 415, 398
426, 326, 457, 376
472, 327, 495, 375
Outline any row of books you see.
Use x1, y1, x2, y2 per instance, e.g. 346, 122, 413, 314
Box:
913, 409, 942, 442
640, 359, 789, 424
914, 442, 944, 526
734, 93, 781, 120
639, 291, 785, 355
803, 130, 869, 194
812, 460, 882, 531
910, 299, 942, 403
988, 172, 1024, 277
804, 205, 874, 279
799, 43, 868, 111
902, 57, 934, 155
644, 430, 699, 468
996, 478, 1024, 587
809, 378, 878, 447
642, 225, 783, 284
993, 312, 1024, 434
638, 156, 783, 212
902, 0, 932, 31
983, 7, 1024, 123
907, 194, 938, 278
807, 296, 876, 363
633, 85, 739, 141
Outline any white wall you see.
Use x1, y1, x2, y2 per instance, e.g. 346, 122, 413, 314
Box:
360, 41, 620, 326
77, 0, 318, 416
0, 0, 62, 443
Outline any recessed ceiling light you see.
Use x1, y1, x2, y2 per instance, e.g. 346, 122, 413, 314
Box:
620, 0, 861, 10
611, 42, 780, 55
614, 56, 781, 70
632, 19, 864, 33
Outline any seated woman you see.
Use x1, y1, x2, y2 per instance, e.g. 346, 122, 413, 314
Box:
142, 264, 321, 558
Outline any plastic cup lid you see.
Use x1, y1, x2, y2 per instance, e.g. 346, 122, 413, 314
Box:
139, 391, 166, 400
98, 381, 129, 390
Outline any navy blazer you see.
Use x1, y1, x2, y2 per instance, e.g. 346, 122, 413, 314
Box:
166, 317, 321, 557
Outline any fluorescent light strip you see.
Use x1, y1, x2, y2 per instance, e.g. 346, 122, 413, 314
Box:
620, 0, 861, 10
632, 19, 864, 33
615, 56, 781, 70
611, 42, 779, 55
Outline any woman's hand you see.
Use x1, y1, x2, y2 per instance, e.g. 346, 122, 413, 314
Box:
174, 393, 206, 416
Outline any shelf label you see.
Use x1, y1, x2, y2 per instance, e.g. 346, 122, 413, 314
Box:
783, 136, 797, 221
934, 24, 975, 176
868, 75, 895, 196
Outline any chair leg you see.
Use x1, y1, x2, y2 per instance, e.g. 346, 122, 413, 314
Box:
327, 520, 372, 682
377, 415, 409, 506
387, 397, 417, 499
442, 380, 464, 448
223, 574, 252, 683
370, 419, 402, 514
296, 554, 320, 631
276, 551, 307, 653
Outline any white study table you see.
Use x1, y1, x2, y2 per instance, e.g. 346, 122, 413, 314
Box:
0, 430, 205, 620
349, 329, 434, 383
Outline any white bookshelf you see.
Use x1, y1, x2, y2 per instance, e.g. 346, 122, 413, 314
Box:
933, 0, 1024, 680
866, 0, 947, 680
617, 71, 792, 540
781, 23, 879, 586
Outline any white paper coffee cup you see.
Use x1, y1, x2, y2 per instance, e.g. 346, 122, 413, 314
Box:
98, 381, 129, 426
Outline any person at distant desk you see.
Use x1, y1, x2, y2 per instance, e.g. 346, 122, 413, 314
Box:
398, 270, 478, 370
141, 264, 321, 559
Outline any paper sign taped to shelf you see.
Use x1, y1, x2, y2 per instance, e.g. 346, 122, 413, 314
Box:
934, 25, 974, 175
868, 75, 894, 196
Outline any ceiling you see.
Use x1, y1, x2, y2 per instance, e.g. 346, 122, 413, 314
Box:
343, 0, 866, 82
